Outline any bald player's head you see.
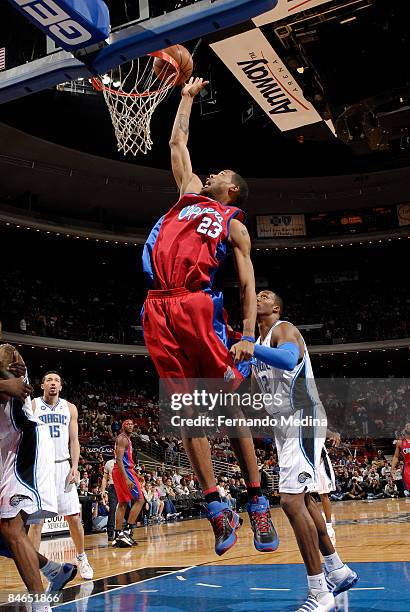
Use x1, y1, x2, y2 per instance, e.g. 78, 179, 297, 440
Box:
256, 291, 284, 319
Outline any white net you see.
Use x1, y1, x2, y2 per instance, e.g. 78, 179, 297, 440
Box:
92, 54, 178, 156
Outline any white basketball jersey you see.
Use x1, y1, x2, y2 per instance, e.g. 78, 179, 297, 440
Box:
0, 373, 44, 445
34, 397, 71, 461
252, 320, 322, 416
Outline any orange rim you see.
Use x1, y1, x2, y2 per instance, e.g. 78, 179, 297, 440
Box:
90, 51, 180, 98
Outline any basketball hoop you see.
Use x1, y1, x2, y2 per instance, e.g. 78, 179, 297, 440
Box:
91, 51, 180, 156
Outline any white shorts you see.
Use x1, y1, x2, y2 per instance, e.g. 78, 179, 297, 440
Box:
316, 448, 336, 495
275, 408, 327, 494
0, 425, 58, 523
55, 460, 81, 516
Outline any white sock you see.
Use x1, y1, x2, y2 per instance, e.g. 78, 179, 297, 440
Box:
41, 559, 61, 579
323, 551, 344, 571
77, 552, 86, 561
307, 573, 328, 594
326, 522, 333, 528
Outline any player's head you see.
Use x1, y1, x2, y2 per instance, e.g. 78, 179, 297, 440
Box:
122, 419, 134, 434
41, 371, 63, 398
256, 290, 284, 320
404, 422, 410, 435
201, 170, 249, 206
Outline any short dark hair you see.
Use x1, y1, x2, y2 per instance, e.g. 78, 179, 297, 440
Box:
231, 172, 249, 206
42, 371, 63, 384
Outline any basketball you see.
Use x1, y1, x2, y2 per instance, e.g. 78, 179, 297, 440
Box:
152, 45, 193, 86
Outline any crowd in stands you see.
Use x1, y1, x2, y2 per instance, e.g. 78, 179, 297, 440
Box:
1, 233, 408, 345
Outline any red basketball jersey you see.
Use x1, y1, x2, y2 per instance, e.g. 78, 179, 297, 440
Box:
114, 434, 134, 470
143, 194, 245, 292
402, 438, 410, 466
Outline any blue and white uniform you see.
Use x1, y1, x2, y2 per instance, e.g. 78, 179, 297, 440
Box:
0, 388, 57, 523
34, 397, 81, 516
253, 320, 327, 494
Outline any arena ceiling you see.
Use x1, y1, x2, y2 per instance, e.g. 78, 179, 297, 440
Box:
1, 0, 410, 226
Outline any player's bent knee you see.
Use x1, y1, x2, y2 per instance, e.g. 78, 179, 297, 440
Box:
280, 492, 304, 515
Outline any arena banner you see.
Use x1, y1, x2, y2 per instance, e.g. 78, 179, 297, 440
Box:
41, 514, 70, 535
397, 203, 410, 226
256, 214, 306, 237
211, 29, 323, 131
253, 0, 332, 27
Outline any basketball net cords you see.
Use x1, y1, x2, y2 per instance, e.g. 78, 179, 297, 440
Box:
94, 55, 179, 156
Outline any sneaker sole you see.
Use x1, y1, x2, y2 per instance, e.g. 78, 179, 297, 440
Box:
332, 572, 359, 596
254, 534, 280, 552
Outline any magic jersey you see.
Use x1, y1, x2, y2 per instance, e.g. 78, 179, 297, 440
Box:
34, 397, 71, 461
252, 320, 323, 417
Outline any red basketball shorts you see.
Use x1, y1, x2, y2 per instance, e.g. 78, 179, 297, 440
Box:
112, 465, 142, 503
142, 288, 244, 382
403, 465, 410, 491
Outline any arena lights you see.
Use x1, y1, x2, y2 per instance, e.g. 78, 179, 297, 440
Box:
1, 220, 141, 247
2, 219, 407, 251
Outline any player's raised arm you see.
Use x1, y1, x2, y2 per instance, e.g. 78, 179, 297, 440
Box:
169, 77, 208, 197
228, 219, 256, 363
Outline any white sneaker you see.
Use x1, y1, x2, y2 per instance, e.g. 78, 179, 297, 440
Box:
325, 564, 359, 595
77, 555, 94, 580
326, 523, 336, 546
296, 591, 335, 611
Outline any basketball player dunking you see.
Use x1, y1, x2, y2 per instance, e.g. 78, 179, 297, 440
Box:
0, 346, 77, 611
142, 76, 278, 555
252, 291, 358, 612
111, 419, 144, 547
28, 372, 93, 580
391, 422, 410, 494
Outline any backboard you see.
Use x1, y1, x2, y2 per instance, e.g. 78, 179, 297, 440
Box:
0, 0, 278, 104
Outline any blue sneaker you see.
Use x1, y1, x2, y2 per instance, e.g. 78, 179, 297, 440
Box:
46, 563, 77, 593
247, 495, 279, 552
207, 501, 242, 556
325, 564, 359, 595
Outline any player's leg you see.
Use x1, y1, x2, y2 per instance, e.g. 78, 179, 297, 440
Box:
144, 292, 238, 554
1, 513, 47, 595
57, 460, 93, 580
122, 474, 144, 544
319, 493, 336, 545
28, 520, 45, 550
305, 493, 358, 596
228, 436, 279, 552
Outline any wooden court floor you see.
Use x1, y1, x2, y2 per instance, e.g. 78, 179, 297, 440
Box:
1, 498, 409, 595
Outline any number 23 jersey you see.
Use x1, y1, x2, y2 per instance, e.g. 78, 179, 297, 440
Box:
143, 194, 245, 291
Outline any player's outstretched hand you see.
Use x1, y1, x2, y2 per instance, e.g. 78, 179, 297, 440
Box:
0, 377, 32, 401
181, 76, 209, 98
230, 340, 254, 364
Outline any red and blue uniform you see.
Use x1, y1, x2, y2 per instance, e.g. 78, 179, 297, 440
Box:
142, 193, 247, 380
402, 438, 410, 490
112, 434, 142, 503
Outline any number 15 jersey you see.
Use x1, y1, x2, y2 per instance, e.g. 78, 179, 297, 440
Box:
143, 194, 245, 291
34, 397, 70, 461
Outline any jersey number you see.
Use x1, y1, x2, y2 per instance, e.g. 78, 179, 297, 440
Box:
49, 424, 60, 438
197, 217, 223, 239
